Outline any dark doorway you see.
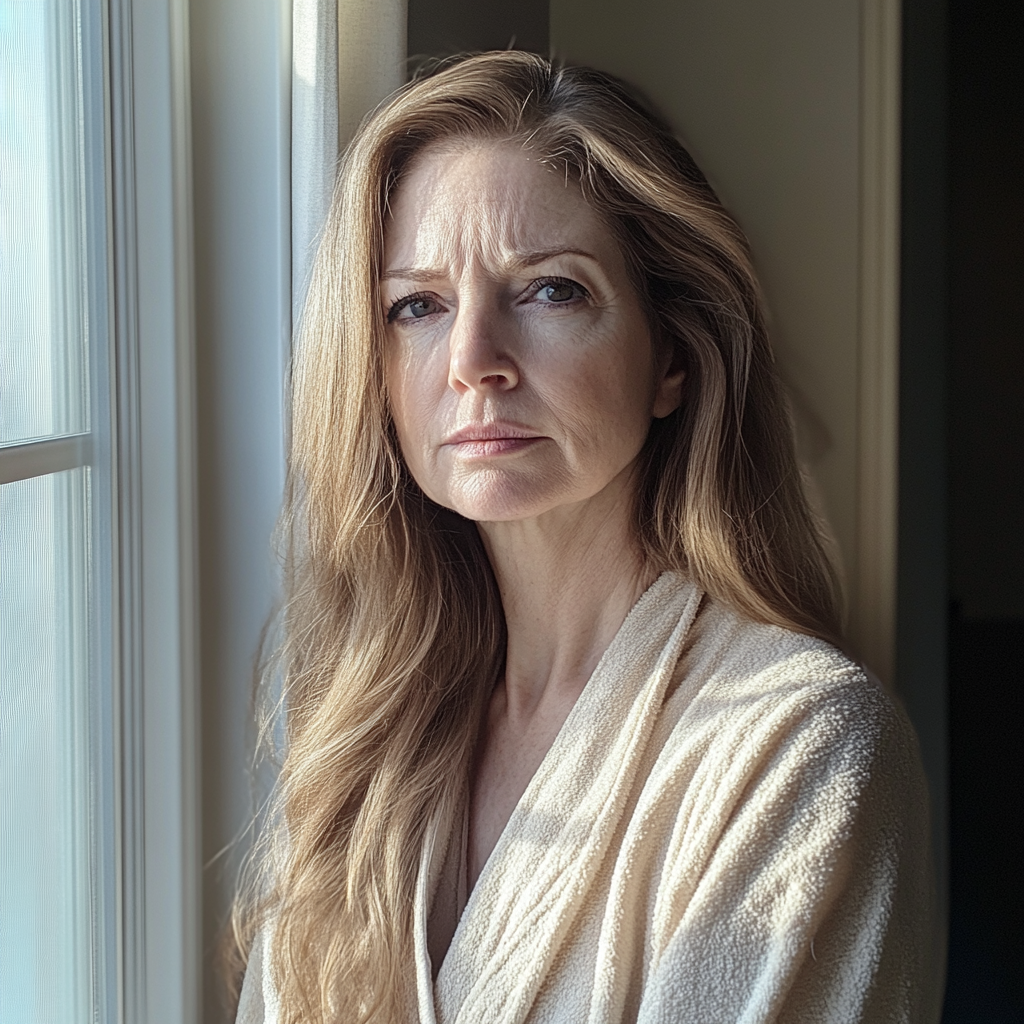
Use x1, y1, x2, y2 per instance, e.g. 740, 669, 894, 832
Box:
941, 0, 1024, 1019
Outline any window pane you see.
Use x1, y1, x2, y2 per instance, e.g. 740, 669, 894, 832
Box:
0, 468, 95, 1021
0, 0, 89, 444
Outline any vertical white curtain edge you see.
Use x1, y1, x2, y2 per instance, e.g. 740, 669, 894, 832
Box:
290, 0, 407, 332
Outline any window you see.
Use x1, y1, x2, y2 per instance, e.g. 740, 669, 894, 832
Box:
1, 0, 199, 1019
1, 0, 115, 1017
3, 0, 407, 1015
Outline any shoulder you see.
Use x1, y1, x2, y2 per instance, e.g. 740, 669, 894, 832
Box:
631, 595, 937, 1023
655, 593, 924, 820
643, 594, 930, 919
676, 595, 908, 738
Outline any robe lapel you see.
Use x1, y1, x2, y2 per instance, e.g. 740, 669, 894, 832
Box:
421, 574, 702, 1024
415, 811, 446, 1024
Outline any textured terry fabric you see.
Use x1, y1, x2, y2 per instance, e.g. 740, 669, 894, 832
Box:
239, 572, 938, 1024
236, 928, 280, 1024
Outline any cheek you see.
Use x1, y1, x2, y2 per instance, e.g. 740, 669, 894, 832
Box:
386, 343, 450, 493
385, 350, 423, 465
387, 339, 430, 421
385, 350, 407, 427
544, 337, 657, 453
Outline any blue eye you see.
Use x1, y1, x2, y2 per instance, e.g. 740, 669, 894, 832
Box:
534, 278, 587, 304
405, 298, 436, 317
387, 293, 444, 323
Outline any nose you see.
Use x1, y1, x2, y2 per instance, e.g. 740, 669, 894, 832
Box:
447, 297, 519, 394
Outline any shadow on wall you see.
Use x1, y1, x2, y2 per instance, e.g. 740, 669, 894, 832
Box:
408, 0, 548, 71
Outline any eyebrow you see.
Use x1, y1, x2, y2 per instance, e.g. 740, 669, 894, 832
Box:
381, 247, 599, 281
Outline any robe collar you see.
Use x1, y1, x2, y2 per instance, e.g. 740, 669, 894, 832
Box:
414, 572, 703, 1024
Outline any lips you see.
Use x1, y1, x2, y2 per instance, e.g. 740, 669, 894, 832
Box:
443, 422, 545, 456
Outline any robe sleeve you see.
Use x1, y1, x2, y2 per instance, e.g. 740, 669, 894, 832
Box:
636, 681, 940, 1024
235, 929, 281, 1024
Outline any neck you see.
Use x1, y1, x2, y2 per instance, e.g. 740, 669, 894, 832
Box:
476, 472, 654, 723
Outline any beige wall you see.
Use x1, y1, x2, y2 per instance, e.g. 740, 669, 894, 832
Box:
552, 0, 899, 679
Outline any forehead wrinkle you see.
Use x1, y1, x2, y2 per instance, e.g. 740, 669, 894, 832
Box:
396, 183, 548, 282
385, 141, 598, 284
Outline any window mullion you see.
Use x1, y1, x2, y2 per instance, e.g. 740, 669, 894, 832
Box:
0, 433, 93, 485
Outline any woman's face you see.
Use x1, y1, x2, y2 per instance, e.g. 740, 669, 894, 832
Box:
382, 141, 683, 524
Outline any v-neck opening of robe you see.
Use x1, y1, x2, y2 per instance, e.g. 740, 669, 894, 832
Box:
423, 571, 701, 996
427, 801, 470, 979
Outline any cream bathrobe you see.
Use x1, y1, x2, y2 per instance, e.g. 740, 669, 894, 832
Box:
238, 573, 938, 1024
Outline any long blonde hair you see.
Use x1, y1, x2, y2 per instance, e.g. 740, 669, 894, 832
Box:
228, 51, 842, 1023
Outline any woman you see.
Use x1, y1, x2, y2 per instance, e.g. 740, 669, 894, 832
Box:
232, 51, 936, 1024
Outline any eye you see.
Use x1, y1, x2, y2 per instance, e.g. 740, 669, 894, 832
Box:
387, 292, 446, 323
532, 277, 589, 305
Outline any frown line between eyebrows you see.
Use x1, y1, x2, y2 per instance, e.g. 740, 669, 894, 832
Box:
381, 247, 601, 282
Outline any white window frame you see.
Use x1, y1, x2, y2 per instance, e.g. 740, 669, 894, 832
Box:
0, 0, 200, 1019
110, 0, 200, 1018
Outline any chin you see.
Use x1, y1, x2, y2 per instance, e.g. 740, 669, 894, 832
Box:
440, 472, 572, 524
445, 495, 554, 524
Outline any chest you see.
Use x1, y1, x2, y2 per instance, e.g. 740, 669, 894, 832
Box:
429, 704, 697, 1024
467, 686, 580, 891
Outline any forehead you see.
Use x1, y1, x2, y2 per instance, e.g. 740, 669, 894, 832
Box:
383, 140, 618, 273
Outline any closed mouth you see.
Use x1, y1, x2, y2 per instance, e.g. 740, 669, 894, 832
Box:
443, 423, 545, 456
443, 423, 542, 445
449, 436, 543, 456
